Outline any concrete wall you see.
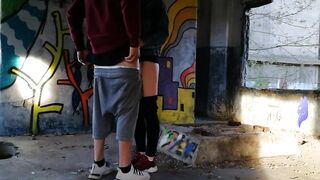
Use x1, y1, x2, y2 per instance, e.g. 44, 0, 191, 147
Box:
239, 0, 320, 135
236, 87, 320, 136
0, 0, 197, 136
246, 63, 319, 90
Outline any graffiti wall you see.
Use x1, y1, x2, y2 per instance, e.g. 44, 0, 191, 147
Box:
158, 0, 197, 124
0, 0, 197, 136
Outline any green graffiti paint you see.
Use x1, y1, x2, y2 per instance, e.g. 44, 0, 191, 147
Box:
1, 0, 28, 22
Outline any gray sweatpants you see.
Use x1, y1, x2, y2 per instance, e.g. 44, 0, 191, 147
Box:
92, 67, 141, 141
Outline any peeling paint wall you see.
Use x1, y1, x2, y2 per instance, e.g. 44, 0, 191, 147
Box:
236, 88, 320, 136
0, 0, 197, 136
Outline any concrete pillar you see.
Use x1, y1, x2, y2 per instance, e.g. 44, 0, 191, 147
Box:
196, 0, 245, 119
195, 0, 271, 119
195, 0, 212, 116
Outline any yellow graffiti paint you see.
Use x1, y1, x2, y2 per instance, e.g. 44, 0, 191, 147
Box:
185, 73, 195, 87
162, 0, 197, 52
158, 88, 195, 124
10, 11, 67, 135
166, 60, 171, 69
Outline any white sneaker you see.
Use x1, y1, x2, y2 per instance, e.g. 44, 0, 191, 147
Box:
115, 165, 150, 180
88, 162, 115, 179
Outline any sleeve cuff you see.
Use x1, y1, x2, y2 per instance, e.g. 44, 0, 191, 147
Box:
130, 39, 139, 47
75, 42, 85, 51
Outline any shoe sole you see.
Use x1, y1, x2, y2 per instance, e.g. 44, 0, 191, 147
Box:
146, 166, 158, 173
115, 172, 151, 180
114, 175, 151, 180
88, 169, 114, 179
88, 174, 101, 179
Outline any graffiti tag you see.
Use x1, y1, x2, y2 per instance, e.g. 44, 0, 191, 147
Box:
158, 127, 199, 164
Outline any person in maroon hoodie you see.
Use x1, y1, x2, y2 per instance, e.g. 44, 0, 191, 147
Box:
67, 0, 149, 180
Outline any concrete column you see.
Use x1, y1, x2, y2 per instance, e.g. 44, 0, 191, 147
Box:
318, 11, 320, 88
196, 0, 271, 119
207, 0, 231, 119
318, 11, 320, 60
195, 0, 212, 116
196, 0, 246, 119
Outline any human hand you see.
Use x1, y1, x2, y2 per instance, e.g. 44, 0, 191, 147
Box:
125, 47, 139, 62
77, 50, 89, 65
139, 39, 144, 47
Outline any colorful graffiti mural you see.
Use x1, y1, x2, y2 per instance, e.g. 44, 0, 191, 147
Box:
157, 0, 197, 124
10, 11, 67, 135
1, 0, 48, 89
0, 0, 198, 135
57, 50, 93, 128
158, 57, 195, 123
158, 127, 199, 164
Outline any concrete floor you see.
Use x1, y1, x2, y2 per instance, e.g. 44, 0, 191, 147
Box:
0, 133, 319, 180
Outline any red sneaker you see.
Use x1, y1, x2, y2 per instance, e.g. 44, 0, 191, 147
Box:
134, 154, 158, 173
132, 152, 144, 165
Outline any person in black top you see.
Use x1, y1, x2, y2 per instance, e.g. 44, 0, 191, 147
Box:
133, 0, 169, 173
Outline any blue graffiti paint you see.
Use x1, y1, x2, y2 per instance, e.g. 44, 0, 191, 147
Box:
158, 57, 179, 110
0, 0, 47, 89
24, 3, 46, 21
297, 96, 308, 128
183, 141, 197, 159
7, 17, 36, 49
0, 34, 21, 88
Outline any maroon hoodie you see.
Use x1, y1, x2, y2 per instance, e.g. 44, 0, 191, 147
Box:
67, 0, 140, 54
